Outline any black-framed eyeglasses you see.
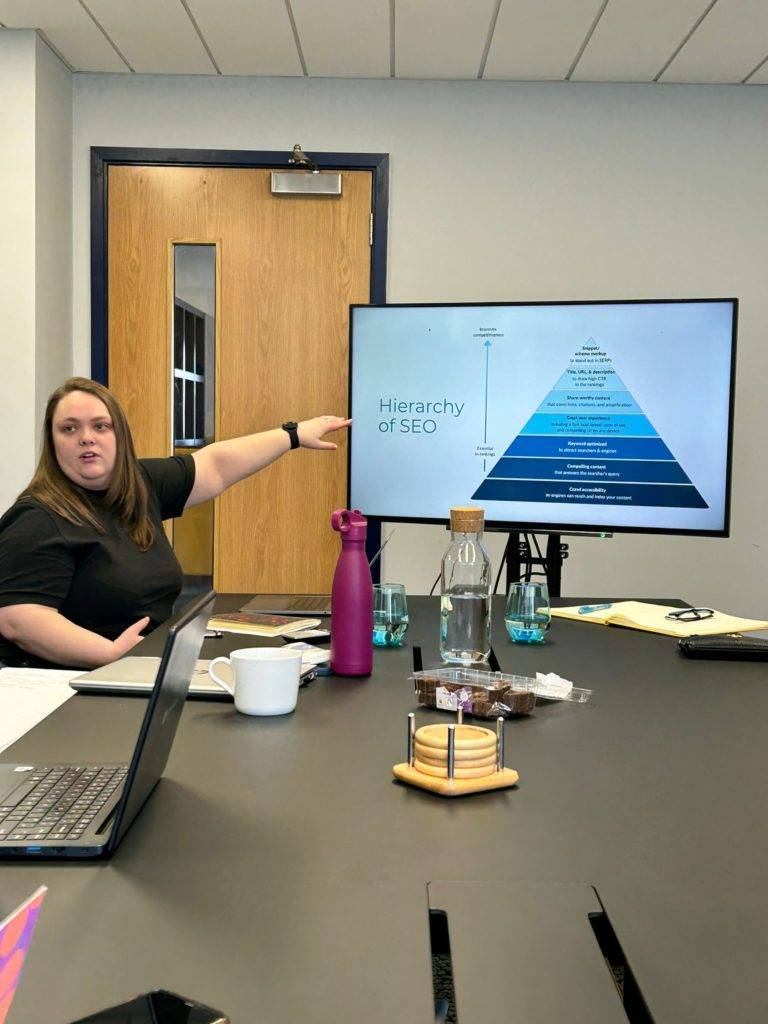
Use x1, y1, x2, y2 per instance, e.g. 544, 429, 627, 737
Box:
665, 607, 715, 622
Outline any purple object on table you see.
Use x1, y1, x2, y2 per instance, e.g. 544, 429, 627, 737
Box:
330, 509, 373, 677
0, 885, 47, 1024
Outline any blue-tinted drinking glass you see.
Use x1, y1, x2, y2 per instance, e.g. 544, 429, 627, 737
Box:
372, 583, 409, 648
505, 582, 550, 644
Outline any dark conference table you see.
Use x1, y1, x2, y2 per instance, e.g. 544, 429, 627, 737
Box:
3, 595, 768, 1023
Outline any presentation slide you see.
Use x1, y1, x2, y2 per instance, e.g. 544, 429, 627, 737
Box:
349, 301, 735, 533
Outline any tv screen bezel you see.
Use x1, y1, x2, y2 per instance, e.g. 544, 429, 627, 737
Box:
347, 297, 738, 539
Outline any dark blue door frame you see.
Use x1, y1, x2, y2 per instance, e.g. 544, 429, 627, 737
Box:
90, 146, 389, 572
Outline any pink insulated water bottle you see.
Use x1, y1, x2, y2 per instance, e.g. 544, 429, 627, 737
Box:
330, 509, 373, 676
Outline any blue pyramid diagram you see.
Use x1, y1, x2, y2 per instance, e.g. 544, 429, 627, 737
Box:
472, 339, 708, 509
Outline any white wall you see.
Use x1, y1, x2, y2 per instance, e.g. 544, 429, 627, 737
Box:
0, 30, 72, 513
72, 75, 768, 612
35, 35, 73, 432
0, 33, 38, 508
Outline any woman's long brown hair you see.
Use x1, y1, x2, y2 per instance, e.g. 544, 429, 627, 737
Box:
21, 378, 154, 550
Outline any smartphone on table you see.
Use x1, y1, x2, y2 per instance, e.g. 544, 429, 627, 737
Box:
68, 989, 229, 1023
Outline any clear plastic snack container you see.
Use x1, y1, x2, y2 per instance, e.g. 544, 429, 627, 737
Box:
411, 666, 593, 719
412, 667, 537, 718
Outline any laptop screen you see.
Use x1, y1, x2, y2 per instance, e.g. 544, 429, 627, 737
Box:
107, 591, 215, 852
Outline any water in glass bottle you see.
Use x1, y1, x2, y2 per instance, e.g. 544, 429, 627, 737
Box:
439, 506, 492, 664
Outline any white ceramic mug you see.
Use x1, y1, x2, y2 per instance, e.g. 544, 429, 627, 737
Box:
208, 648, 303, 716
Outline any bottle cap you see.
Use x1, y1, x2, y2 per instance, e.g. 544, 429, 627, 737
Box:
450, 506, 485, 532
331, 508, 368, 541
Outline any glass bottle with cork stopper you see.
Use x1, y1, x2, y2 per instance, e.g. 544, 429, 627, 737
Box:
439, 506, 492, 664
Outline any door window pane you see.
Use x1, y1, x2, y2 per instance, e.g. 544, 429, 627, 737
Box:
172, 244, 215, 448
172, 244, 216, 588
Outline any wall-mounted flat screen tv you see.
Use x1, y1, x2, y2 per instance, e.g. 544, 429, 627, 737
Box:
349, 299, 737, 537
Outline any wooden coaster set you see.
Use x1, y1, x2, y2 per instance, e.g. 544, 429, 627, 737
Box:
393, 710, 519, 797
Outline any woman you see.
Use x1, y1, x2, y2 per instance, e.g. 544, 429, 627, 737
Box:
0, 377, 350, 669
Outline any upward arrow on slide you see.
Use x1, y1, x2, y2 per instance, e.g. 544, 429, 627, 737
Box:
483, 339, 491, 444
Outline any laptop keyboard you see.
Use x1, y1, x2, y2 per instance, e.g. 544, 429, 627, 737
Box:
0, 765, 127, 843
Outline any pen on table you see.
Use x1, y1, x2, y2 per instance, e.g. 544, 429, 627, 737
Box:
577, 603, 613, 615
368, 529, 396, 569
204, 629, 223, 639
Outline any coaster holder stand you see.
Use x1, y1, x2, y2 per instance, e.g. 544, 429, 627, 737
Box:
392, 708, 519, 797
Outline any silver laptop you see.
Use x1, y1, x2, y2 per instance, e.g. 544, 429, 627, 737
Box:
241, 593, 332, 616
71, 657, 231, 699
70, 655, 317, 697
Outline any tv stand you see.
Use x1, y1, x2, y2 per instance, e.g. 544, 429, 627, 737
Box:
489, 530, 569, 597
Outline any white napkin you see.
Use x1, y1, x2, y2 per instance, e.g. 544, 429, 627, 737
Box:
534, 671, 574, 700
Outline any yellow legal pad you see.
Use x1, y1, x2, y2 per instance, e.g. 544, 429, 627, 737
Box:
551, 601, 768, 638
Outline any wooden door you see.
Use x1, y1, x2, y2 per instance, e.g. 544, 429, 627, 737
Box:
108, 165, 372, 592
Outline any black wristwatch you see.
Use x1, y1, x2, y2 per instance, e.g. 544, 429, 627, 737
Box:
281, 421, 300, 450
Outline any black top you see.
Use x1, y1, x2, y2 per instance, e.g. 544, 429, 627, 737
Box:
0, 456, 195, 666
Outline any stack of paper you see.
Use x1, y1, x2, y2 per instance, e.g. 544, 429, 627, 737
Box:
0, 668, 81, 753
551, 601, 768, 638
208, 611, 321, 636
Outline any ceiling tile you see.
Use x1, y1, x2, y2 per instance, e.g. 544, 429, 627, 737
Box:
572, 0, 711, 82
186, 0, 301, 76
0, 0, 127, 71
85, 0, 214, 74
396, 0, 497, 79
292, 0, 388, 78
660, 0, 768, 83
484, 0, 602, 80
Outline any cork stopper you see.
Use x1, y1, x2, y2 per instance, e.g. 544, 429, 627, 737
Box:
450, 506, 485, 533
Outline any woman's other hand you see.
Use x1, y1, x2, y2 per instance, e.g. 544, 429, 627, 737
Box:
297, 416, 352, 450
0, 605, 151, 668
111, 616, 151, 659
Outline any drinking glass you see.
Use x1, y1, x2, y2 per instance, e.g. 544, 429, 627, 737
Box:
505, 582, 551, 644
372, 583, 409, 647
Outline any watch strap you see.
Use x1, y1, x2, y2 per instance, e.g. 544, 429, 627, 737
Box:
282, 421, 300, 450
